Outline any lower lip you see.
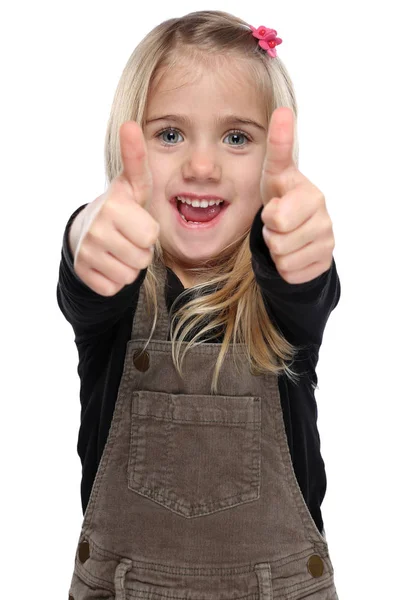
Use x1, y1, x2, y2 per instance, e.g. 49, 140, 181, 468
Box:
171, 199, 229, 230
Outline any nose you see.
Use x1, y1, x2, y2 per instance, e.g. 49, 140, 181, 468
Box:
182, 146, 222, 181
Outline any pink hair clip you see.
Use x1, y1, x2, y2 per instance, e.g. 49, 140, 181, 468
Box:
250, 25, 282, 58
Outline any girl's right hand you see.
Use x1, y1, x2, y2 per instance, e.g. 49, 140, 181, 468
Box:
73, 121, 160, 297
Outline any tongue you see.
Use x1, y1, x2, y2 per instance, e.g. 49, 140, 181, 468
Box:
179, 201, 222, 223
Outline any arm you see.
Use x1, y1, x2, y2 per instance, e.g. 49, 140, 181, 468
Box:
250, 207, 340, 346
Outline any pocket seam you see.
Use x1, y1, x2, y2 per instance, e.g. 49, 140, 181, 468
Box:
128, 391, 261, 518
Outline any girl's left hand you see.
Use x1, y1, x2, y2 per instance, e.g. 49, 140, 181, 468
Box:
260, 107, 335, 285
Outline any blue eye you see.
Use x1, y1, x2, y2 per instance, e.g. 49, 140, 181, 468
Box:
224, 130, 250, 146
158, 128, 183, 146
156, 127, 251, 147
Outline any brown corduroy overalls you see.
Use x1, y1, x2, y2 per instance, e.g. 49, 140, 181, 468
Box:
68, 268, 339, 599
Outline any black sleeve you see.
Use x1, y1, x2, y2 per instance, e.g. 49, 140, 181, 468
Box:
250, 206, 341, 347
56, 204, 147, 341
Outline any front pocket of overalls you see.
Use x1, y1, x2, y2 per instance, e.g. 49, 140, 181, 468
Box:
128, 391, 261, 518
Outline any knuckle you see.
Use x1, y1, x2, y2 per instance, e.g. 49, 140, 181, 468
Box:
76, 241, 89, 263
92, 272, 124, 297
103, 282, 122, 297
117, 266, 133, 285
134, 250, 152, 270
75, 260, 122, 297
140, 232, 153, 248
277, 255, 291, 272
123, 267, 139, 285
322, 223, 335, 250
73, 260, 86, 282
77, 240, 92, 264
86, 224, 103, 245
116, 259, 139, 284
273, 213, 288, 232
327, 236, 335, 252
111, 269, 127, 285
269, 236, 282, 255
143, 221, 160, 247
279, 268, 294, 284
118, 267, 133, 286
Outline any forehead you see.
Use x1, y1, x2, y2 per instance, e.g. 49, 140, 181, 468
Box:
147, 55, 266, 122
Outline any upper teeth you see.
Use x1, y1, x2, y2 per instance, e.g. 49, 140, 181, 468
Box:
176, 196, 223, 208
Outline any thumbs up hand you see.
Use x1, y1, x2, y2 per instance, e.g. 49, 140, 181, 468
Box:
73, 121, 160, 296
260, 108, 335, 284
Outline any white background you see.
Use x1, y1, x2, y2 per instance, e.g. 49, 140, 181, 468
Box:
1, 1, 399, 598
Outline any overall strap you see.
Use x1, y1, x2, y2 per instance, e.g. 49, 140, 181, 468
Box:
131, 264, 170, 342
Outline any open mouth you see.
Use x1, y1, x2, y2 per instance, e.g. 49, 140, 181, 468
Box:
174, 196, 227, 225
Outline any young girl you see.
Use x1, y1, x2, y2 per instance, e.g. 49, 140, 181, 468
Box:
57, 10, 340, 600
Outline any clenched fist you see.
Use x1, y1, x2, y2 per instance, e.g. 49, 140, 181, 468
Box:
73, 122, 160, 296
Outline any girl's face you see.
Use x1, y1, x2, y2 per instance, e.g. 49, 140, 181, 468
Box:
143, 58, 268, 286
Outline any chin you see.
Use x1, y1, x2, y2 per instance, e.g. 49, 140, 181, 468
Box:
163, 242, 223, 267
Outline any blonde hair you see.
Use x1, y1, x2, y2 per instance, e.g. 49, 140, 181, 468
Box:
104, 10, 305, 393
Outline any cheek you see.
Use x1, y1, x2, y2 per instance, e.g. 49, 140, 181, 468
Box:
233, 154, 263, 187
232, 177, 263, 228
237, 168, 262, 205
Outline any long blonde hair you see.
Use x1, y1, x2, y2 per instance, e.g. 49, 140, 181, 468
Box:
104, 10, 305, 393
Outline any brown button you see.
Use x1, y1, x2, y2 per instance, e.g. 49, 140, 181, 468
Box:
133, 349, 150, 372
78, 540, 90, 564
307, 554, 324, 578
69, 596, 74, 600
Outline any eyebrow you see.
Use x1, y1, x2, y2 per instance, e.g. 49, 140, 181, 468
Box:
145, 114, 266, 132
